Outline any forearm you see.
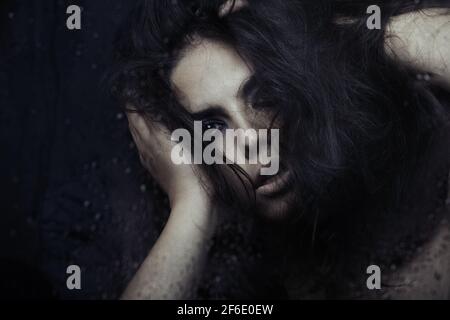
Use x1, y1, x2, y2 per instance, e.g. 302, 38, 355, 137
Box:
386, 8, 450, 87
121, 197, 217, 300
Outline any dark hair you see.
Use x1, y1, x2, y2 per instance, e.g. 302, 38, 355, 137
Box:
111, 0, 445, 202
110, 0, 449, 283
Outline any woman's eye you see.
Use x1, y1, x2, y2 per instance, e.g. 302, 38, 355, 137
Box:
202, 119, 228, 132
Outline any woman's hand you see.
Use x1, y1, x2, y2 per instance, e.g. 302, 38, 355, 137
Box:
386, 8, 450, 88
122, 110, 218, 299
127, 110, 210, 208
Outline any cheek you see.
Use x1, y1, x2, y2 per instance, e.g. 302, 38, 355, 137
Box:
220, 164, 256, 192
209, 163, 261, 208
214, 136, 261, 182
256, 191, 297, 221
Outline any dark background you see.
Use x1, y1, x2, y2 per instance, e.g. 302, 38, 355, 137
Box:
0, 0, 170, 299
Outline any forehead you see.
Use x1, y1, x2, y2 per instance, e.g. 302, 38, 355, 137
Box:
169, 39, 252, 112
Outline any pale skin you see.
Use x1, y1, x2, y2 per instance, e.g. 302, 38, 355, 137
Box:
386, 8, 450, 88
121, 8, 450, 300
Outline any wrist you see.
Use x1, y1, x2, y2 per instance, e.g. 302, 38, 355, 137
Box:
168, 179, 211, 208
169, 195, 218, 239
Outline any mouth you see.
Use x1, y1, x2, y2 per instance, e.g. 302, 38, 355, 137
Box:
255, 168, 291, 197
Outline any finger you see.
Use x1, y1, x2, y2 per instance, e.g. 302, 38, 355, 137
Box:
127, 111, 151, 141
127, 111, 173, 149
127, 112, 165, 155
130, 129, 158, 176
128, 121, 148, 154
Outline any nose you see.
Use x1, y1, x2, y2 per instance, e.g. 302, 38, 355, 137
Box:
227, 108, 265, 181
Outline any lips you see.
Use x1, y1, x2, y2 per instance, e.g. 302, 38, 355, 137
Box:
255, 168, 291, 197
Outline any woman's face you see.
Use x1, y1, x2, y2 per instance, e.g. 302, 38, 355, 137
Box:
170, 39, 296, 220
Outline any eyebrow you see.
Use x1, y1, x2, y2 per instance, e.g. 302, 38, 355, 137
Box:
237, 75, 256, 100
